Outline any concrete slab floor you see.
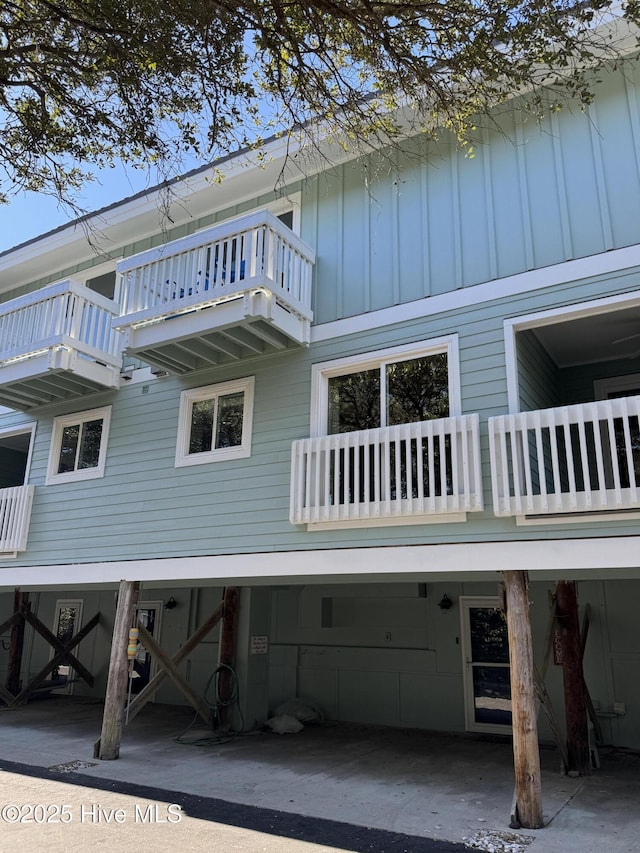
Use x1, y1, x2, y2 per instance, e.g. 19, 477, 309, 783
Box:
0, 697, 639, 853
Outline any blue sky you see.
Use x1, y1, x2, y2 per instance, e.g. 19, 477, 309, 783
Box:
0, 162, 157, 253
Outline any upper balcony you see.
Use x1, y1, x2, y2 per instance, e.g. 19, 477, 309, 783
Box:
113, 210, 316, 374
0, 485, 35, 554
0, 281, 122, 411
291, 415, 484, 528
489, 395, 640, 520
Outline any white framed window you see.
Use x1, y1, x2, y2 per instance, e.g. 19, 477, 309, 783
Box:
175, 376, 255, 467
0, 423, 36, 488
45, 406, 112, 485
310, 336, 461, 437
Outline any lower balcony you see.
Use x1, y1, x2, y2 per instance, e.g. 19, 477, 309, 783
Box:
0, 485, 35, 554
488, 396, 640, 519
290, 415, 483, 528
113, 209, 315, 374
0, 281, 122, 410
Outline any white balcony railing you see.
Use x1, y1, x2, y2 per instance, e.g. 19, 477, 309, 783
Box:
0, 485, 35, 553
0, 280, 122, 369
290, 415, 483, 526
489, 396, 640, 517
115, 209, 315, 330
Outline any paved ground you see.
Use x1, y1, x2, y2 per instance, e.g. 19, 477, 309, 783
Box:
0, 697, 639, 853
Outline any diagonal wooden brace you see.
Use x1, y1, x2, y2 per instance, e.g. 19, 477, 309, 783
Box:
8, 611, 100, 707
135, 622, 212, 726
0, 611, 25, 638
125, 603, 223, 724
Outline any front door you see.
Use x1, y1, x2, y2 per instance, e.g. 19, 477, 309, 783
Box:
460, 597, 512, 733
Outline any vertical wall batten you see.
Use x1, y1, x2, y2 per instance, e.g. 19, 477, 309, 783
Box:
481, 127, 498, 282
515, 115, 535, 271
587, 103, 614, 251
420, 156, 431, 297
550, 111, 573, 261
451, 152, 463, 289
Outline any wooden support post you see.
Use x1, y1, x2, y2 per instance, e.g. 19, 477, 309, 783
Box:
503, 571, 543, 830
5, 589, 28, 696
556, 580, 591, 776
217, 587, 240, 731
96, 580, 139, 761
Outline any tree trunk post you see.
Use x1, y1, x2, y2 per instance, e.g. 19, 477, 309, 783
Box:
503, 570, 544, 829
5, 589, 28, 696
96, 580, 139, 760
216, 586, 240, 731
555, 580, 591, 776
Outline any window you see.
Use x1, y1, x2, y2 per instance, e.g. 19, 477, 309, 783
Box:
0, 424, 35, 488
175, 376, 255, 467
294, 338, 469, 523
327, 353, 449, 434
46, 406, 111, 484
312, 338, 459, 436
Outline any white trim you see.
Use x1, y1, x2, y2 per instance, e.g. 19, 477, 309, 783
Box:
594, 373, 640, 401
45, 406, 112, 485
51, 597, 84, 695
175, 376, 255, 467
310, 335, 460, 437
311, 244, 640, 345
135, 599, 163, 688
0, 422, 36, 484
77, 260, 119, 286
504, 290, 640, 414
3, 536, 640, 586
460, 596, 512, 735
307, 512, 468, 530
516, 510, 640, 526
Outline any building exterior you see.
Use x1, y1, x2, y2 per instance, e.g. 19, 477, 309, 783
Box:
1, 55, 640, 768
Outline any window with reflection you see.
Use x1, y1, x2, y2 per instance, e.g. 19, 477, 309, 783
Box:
46, 407, 111, 485
175, 377, 255, 467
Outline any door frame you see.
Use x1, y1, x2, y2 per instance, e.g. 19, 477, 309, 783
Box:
460, 595, 512, 735
134, 599, 163, 692
51, 597, 84, 694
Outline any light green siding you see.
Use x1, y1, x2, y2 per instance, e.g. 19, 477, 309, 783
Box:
2, 261, 640, 569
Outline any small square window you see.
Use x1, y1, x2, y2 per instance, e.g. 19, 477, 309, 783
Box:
46, 406, 112, 485
175, 377, 255, 467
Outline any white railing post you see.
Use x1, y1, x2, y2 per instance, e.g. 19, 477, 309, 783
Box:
488, 395, 640, 517
113, 211, 315, 338
0, 280, 122, 369
0, 485, 35, 553
290, 415, 483, 525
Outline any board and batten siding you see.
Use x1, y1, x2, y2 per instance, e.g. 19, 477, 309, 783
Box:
305, 65, 640, 325
2, 66, 640, 324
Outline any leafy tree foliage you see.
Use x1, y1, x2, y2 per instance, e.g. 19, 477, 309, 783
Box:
0, 0, 636, 204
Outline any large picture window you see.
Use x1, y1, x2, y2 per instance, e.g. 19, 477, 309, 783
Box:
46, 406, 111, 484
175, 376, 255, 467
327, 352, 450, 435
302, 338, 462, 512
312, 338, 459, 436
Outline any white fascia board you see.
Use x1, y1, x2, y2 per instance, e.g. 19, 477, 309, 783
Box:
2, 536, 640, 589
311, 243, 640, 343
0, 136, 312, 294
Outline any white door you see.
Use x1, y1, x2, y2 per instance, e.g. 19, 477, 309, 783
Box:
460, 597, 512, 733
51, 598, 84, 694
131, 601, 163, 696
